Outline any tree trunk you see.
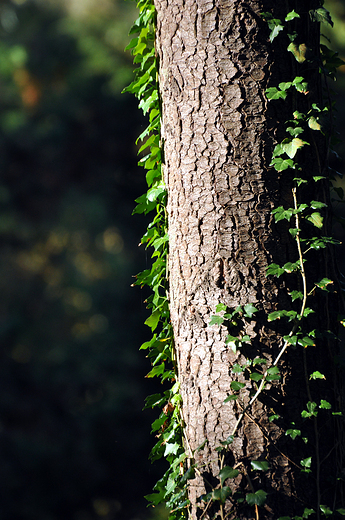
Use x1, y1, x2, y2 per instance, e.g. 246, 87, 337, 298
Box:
154, 0, 343, 517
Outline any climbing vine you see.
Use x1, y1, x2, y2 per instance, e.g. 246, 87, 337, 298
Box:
124, 2, 344, 519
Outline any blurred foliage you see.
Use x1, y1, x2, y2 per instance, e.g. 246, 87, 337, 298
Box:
0, 0, 163, 519
323, 1, 345, 266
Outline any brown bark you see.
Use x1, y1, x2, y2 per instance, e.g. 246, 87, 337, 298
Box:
154, 0, 343, 517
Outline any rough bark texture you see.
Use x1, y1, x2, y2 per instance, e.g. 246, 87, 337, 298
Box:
154, 0, 343, 517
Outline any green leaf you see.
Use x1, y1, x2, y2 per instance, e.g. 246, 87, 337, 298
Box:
232, 363, 245, 373
209, 315, 224, 326
270, 157, 295, 171
230, 381, 246, 392
164, 442, 180, 456
301, 457, 312, 472
310, 371, 326, 380
288, 42, 312, 63
285, 10, 300, 21
244, 303, 259, 318
336, 509, 345, 516
286, 428, 301, 440
269, 414, 280, 422
253, 357, 267, 366
145, 310, 161, 331
246, 489, 267, 506
298, 336, 315, 348
220, 466, 239, 485
319, 505, 333, 516
267, 366, 280, 375
251, 460, 269, 471
311, 200, 327, 209
308, 116, 322, 131
279, 81, 292, 91
216, 303, 227, 313
146, 363, 165, 379
212, 487, 232, 504
266, 263, 285, 277
266, 87, 287, 100
250, 372, 264, 382
320, 399, 332, 409
301, 401, 318, 418
286, 126, 304, 137
315, 278, 333, 291
272, 206, 294, 222
289, 290, 303, 301
310, 7, 333, 27
281, 138, 308, 159
303, 509, 315, 518
180, 465, 195, 485
306, 212, 323, 228
224, 394, 239, 402
220, 435, 234, 446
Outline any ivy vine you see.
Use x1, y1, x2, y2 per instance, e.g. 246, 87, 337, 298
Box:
123, 0, 186, 516
124, 2, 344, 519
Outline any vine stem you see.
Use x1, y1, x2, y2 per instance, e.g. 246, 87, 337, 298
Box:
232, 186, 308, 438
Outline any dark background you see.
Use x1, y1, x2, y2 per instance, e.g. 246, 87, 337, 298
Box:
0, 1, 342, 520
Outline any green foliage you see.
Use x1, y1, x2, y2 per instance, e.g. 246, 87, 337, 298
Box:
127, 2, 344, 519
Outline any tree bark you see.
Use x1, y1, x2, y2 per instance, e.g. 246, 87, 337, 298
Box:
154, 0, 343, 517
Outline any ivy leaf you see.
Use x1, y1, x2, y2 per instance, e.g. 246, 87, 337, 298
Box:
164, 442, 180, 456
300, 457, 312, 473
310, 7, 333, 27
288, 42, 313, 63
308, 116, 322, 131
319, 399, 332, 409
224, 394, 238, 402
319, 505, 333, 516
272, 206, 294, 222
209, 315, 224, 326
251, 460, 269, 471
281, 138, 308, 159
310, 371, 326, 380
267, 366, 281, 377
315, 278, 333, 291
145, 310, 161, 331
301, 401, 318, 418
286, 428, 301, 440
212, 487, 232, 503
244, 303, 259, 318
220, 435, 234, 446
146, 363, 165, 379
220, 466, 239, 485
269, 414, 280, 422
230, 381, 246, 391
289, 290, 303, 301
270, 157, 295, 171
286, 126, 304, 137
298, 336, 315, 348
253, 357, 267, 366
278, 81, 292, 91
250, 372, 264, 382
179, 465, 195, 485
311, 200, 327, 209
216, 303, 227, 313
266, 87, 288, 100
285, 10, 300, 22
337, 509, 345, 516
306, 212, 323, 228
246, 489, 267, 506
266, 264, 285, 278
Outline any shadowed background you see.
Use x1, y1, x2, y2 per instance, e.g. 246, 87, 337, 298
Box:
0, 1, 342, 520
